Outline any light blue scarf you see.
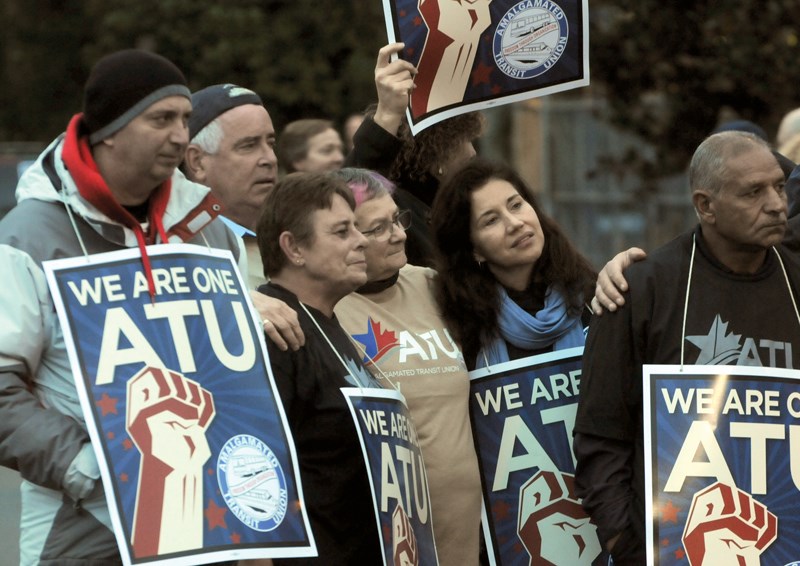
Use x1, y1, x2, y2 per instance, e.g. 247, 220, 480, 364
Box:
478, 285, 586, 366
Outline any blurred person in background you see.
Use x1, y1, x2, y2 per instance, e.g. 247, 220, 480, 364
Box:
277, 119, 345, 174
779, 132, 800, 164
777, 107, 800, 149
342, 112, 364, 153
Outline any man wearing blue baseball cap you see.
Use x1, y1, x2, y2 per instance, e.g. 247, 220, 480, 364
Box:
183, 84, 305, 352
184, 84, 277, 239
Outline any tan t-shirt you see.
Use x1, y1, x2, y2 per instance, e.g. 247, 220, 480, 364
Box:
336, 264, 482, 566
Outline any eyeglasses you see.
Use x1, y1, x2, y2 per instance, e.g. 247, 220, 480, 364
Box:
360, 209, 412, 241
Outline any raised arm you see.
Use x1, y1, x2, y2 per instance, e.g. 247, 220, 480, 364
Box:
373, 42, 418, 136
345, 43, 416, 172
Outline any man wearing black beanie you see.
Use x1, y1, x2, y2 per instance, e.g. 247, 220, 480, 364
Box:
0, 49, 242, 564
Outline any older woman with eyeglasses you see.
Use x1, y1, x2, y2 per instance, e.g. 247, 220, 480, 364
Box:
332, 168, 482, 566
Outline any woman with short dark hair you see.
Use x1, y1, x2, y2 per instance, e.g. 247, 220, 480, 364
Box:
256, 172, 382, 565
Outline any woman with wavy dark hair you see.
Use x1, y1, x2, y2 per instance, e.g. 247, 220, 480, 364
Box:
431, 158, 597, 368
387, 110, 485, 195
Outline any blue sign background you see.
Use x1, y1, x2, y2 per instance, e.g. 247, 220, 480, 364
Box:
470, 351, 608, 565
345, 390, 438, 565
649, 372, 800, 565
51, 250, 311, 561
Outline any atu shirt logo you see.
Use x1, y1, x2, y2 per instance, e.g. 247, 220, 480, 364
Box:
351, 317, 460, 365
686, 314, 794, 368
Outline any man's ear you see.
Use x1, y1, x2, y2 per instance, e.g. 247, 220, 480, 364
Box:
692, 190, 715, 224
278, 231, 305, 266
184, 145, 207, 182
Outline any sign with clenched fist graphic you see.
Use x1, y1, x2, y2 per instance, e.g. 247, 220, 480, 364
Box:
468, 349, 608, 565
44, 245, 316, 565
343, 388, 439, 565
382, 0, 589, 134
643, 365, 800, 565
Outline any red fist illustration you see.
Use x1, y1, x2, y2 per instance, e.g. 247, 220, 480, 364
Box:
517, 470, 602, 566
411, 0, 493, 115
392, 503, 419, 566
683, 482, 777, 566
126, 366, 216, 557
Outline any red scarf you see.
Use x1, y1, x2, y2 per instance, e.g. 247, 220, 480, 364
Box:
61, 113, 170, 300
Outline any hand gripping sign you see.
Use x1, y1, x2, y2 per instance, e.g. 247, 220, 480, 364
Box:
682, 482, 777, 566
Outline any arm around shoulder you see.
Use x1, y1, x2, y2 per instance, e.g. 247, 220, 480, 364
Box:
592, 247, 647, 315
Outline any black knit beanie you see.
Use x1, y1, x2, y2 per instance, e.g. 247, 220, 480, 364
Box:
84, 49, 191, 145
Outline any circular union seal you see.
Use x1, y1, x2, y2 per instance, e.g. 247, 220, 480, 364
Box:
217, 434, 289, 532
493, 0, 569, 79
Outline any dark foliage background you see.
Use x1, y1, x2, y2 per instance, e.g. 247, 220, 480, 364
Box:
590, 1, 800, 174
0, 0, 385, 140
1, 0, 799, 176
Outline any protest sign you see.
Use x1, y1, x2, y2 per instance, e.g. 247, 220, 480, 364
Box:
644, 365, 800, 566
469, 348, 607, 565
343, 387, 439, 565
44, 244, 315, 565
382, 0, 589, 134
